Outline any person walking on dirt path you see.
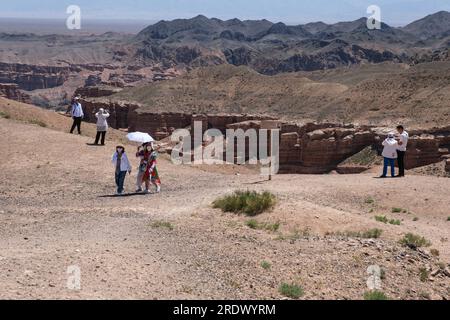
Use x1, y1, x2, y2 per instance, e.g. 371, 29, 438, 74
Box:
112, 145, 132, 196
380, 132, 399, 178
136, 143, 151, 193
145, 150, 161, 194
395, 125, 409, 177
94, 108, 110, 145
69, 96, 84, 135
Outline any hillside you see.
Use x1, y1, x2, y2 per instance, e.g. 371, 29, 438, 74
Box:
107, 62, 450, 128
0, 106, 449, 299
0, 12, 449, 109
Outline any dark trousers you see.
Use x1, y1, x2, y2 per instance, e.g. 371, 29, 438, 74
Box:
94, 131, 106, 145
397, 150, 406, 176
115, 171, 127, 194
70, 117, 82, 134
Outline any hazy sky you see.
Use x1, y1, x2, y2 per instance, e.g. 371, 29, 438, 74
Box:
1, 0, 449, 25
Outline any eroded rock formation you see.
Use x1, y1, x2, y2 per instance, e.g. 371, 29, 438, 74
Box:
0, 62, 70, 90
0, 83, 31, 103
76, 97, 450, 174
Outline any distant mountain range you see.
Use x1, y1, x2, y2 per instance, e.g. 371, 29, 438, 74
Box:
133, 11, 450, 74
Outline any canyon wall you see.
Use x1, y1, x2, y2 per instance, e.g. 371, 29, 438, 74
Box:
0, 83, 31, 103
77, 98, 450, 174
0, 62, 71, 91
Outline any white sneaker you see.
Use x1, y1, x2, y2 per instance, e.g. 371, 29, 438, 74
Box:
143, 189, 150, 194
156, 186, 161, 193
135, 188, 142, 193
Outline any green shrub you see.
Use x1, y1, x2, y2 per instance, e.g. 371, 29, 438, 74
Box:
260, 261, 271, 270
328, 228, 383, 239
389, 219, 401, 226
375, 215, 388, 223
364, 291, 389, 300
150, 221, 174, 231
360, 228, 383, 239
375, 216, 400, 225
0, 111, 10, 119
419, 268, 429, 282
213, 190, 276, 216
392, 208, 403, 213
245, 219, 280, 232
365, 197, 375, 204
279, 283, 304, 299
400, 233, 431, 249
246, 219, 259, 229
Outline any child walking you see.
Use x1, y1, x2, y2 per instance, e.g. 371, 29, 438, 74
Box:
112, 146, 132, 195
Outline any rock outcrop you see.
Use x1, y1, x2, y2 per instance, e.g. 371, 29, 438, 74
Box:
0, 62, 70, 90
0, 83, 31, 103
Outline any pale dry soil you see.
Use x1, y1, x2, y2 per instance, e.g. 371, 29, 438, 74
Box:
0, 118, 449, 300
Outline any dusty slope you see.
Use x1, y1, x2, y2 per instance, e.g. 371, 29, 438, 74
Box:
0, 97, 128, 144
0, 114, 449, 300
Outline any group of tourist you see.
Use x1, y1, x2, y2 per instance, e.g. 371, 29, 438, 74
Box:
69, 97, 161, 195
69, 96, 408, 194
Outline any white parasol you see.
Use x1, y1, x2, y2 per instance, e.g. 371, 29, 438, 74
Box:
126, 132, 154, 144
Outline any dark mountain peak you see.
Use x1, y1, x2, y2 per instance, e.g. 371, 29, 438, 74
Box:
225, 18, 243, 25
303, 21, 329, 34
268, 22, 291, 34
404, 10, 450, 39
191, 14, 209, 21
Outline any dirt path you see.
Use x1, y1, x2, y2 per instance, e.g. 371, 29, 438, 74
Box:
0, 118, 448, 299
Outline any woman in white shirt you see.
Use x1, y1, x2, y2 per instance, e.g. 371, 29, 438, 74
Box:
94, 108, 110, 145
380, 133, 399, 178
112, 146, 132, 195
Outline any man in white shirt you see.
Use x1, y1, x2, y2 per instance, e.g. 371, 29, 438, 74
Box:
70, 96, 84, 135
396, 125, 409, 177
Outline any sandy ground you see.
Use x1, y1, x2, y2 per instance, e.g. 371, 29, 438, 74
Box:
0, 117, 449, 300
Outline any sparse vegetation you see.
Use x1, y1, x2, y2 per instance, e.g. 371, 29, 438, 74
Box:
364, 290, 389, 300
392, 207, 403, 213
150, 221, 174, 231
375, 216, 400, 225
419, 268, 429, 282
380, 268, 386, 280
260, 261, 271, 270
279, 283, 304, 299
447, 217, 450, 221
400, 233, 431, 249
375, 215, 388, 223
0, 111, 10, 119
344, 147, 380, 166
213, 190, 276, 216
245, 219, 280, 232
365, 197, 375, 204
276, 228, 312, 241
413, 217, 419, 222
389, 219, 401, 226
28, 119, 47, 127
326, 228, 383, 239
430, 249, 440, 257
